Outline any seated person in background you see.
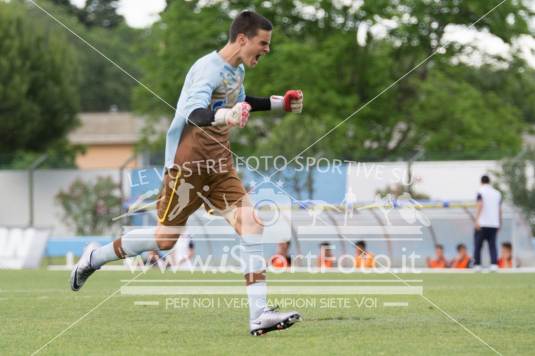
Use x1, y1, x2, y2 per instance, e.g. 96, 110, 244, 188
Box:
354, 240, 375, 269
450, 243, 472, 269
318, 241, 334, 268
427, 244, 447, 268
270, 241, 291, 269
498, 242, 514, 268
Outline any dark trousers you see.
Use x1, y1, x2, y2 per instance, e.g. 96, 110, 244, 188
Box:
474, 227, 498, 265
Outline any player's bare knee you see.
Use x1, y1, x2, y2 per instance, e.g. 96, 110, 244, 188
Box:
156, 233, 180, 250
235, 206, 263, 236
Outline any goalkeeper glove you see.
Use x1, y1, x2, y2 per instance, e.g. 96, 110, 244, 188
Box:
213, 102, 252, 128
270, 90, 303, 113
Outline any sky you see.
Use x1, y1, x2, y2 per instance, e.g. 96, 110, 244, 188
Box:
70, 0, 166, 28
115, 0, 167, 28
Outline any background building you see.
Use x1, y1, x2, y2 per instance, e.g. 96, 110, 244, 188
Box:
68, 112, 144, 169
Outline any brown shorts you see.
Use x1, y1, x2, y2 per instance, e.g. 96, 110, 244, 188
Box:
156, 167, 248, 226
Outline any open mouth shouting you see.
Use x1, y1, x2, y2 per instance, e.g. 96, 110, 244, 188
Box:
251, 53, 262, 66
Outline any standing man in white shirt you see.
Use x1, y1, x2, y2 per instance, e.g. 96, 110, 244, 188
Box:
474, 175, 502, 270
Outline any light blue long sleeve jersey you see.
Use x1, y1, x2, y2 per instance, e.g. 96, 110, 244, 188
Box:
164, 51, 246, 169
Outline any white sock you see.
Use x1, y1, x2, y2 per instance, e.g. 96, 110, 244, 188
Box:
121, 230, 159, 256
240, 234, 265, 274
247, 281, 267, 321
90, 243, 117, 268
240, 234, 267, 322
90, 230, 159, 268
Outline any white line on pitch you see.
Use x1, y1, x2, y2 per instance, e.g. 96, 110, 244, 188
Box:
121, 279, 423, 283
141, 237, 424, 241
296, 238, 424, 241
134, 301, 160, 306
298, 226, 423, 235
122, 286, 423, 295
106, 236, 423, 241
383, 302, 409, 307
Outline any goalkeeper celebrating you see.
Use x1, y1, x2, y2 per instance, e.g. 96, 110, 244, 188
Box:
71, 10, 304, 336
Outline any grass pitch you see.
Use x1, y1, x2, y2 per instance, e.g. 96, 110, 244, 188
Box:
0, 270, 534, 355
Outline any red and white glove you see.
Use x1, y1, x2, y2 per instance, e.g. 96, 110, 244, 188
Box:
213, 102, 252, 128
270, 90, 303, 113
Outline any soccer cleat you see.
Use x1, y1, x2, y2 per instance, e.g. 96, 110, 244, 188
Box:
70, 245, 99, 291
249, 306, 302, 336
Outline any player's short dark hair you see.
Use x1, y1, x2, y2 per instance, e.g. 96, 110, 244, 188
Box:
356, 240, 366, 249
435, 244, 444, 250
502, 242, 512, 250
481, 175, 490, 184
456, 243, 466, 252
229, 11, 272, 42
320, 241, 331, 247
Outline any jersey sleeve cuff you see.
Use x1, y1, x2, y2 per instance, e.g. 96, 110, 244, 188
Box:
270, 95, 284, 111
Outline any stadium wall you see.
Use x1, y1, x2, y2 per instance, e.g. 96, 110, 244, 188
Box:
0, 169, 125, 236
0, 160, 520, 237
346, 160, 499, 202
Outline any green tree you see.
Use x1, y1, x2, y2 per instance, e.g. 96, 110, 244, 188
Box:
51, 0, 124, 29
463, 60, 535, 125
56, 176, 122, 235
50, 0, 81, 18
0, 1, 79, 166
500, 148, 535, 235
30, 1, 142, 111
135, 0, 533, 163
407, 69, 523, 159
233, 0, 532, 161
75, 23, 144, 111
79, 0, 123, 29
2, 141, 85, 169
